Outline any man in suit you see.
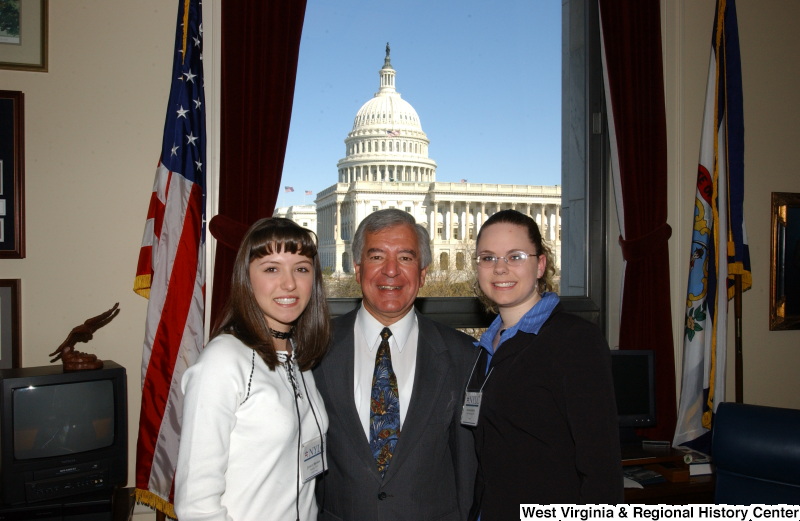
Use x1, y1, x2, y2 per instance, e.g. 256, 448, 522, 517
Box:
314, 209, 477, 521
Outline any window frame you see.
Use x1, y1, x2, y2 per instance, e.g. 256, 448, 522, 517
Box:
328, 0, 607, 331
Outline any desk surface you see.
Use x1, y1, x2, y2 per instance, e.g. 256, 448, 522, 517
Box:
624, 475, 715, 504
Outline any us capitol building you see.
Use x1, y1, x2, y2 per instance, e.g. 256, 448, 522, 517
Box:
275, 45, 562, 275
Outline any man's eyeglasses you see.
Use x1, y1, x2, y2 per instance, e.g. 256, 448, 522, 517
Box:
474, 250, 539, 269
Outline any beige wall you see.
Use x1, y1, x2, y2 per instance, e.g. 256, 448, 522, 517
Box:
0, 2, 176, 518
0, 1, 798, 518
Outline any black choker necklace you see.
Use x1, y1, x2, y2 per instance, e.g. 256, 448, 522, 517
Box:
270, 328, 292, 340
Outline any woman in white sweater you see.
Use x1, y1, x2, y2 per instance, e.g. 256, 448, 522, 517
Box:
175, 218, 330, 521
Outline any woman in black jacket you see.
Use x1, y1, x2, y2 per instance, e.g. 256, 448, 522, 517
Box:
467, 210, 623, 519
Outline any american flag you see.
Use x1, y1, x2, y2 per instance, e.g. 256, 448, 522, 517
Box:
305, 190, 313, 195
285, 186, 295, 192
387, 129, 400, 137
132, 0, 206, 516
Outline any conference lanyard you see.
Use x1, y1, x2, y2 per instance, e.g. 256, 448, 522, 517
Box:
460, 350, 494, 427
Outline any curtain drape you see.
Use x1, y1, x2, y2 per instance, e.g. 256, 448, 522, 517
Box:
210, 1, 308, 328
598, 0, 677, 442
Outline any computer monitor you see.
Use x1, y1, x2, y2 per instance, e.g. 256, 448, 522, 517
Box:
610, 349, 656, 442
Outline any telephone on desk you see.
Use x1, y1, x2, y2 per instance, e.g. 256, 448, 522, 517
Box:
621, 439, 672, 462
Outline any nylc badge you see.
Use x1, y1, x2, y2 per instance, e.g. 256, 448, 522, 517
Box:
301, 436, 326, 483
460, 391, 482, 426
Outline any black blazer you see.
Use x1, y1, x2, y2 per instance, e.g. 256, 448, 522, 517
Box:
468, 305, 623, 520
314, 308, 478, 521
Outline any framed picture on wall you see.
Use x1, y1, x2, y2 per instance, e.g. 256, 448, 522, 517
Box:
0, 279, 21, 369
0, 0, 48, 72
0, 90, 25, 259
770, 192, 800, 331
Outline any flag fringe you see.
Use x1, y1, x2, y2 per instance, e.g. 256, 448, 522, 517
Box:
135, 488, 176, 520
133, 275, 152, 299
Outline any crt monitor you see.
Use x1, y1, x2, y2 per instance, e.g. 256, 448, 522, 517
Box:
0, 361, 127, 505
609, 349, 656, 440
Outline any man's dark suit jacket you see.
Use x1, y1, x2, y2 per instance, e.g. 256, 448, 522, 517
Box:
314, 307, 478, 521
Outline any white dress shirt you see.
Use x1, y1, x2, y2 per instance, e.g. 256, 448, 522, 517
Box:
353, 305, 419, 439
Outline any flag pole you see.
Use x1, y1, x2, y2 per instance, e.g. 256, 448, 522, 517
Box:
734, 273, 743, 403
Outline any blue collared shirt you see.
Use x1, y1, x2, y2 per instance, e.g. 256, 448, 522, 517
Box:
474, 292, 560, 373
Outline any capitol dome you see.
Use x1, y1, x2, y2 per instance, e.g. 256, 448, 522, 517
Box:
352, 89, 423, 134
351, 52, 423, 133
338, 44, 436, 184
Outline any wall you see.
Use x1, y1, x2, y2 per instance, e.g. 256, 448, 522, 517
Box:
0, 1, 798, 519
0, 2, 177, 519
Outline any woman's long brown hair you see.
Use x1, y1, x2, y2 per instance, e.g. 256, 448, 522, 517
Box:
211, 217, 330, 371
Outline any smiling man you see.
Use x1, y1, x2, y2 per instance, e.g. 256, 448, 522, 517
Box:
313, 209, 477, 521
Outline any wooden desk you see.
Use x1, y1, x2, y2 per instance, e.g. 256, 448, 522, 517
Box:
621, 446, 715, 504
624, 475, 715, 504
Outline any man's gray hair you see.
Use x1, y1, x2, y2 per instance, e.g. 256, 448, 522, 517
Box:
351, 209, 432, 269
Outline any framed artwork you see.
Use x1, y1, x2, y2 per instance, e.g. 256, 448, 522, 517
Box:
0, 90, 25, 258
770, 192, 800, 331
0, 279, 20, 369
0, 0, 48, 71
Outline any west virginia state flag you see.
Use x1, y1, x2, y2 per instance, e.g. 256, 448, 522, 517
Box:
673, 0, 751, 451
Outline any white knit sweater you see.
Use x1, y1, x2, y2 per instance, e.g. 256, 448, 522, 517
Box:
175, 334, 328, 521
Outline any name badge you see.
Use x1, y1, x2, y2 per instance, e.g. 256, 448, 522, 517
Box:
460, 391, 482, 426
301, 436, 326, 483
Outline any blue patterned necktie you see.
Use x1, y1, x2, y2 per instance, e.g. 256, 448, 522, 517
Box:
369, 327, 400, 477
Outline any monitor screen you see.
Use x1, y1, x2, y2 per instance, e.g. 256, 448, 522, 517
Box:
610, 349, 656, 429
12, 380, 115, 460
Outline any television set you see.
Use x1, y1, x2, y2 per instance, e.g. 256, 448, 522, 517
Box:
610, 349, 656, 442
0, 361, 127, 506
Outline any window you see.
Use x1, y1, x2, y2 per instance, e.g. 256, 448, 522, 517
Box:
282, 0, 607, 331
439, 252, 449, 271
456, 252, 466, 270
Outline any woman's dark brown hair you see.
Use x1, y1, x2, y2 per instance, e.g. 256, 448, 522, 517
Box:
211, 217, 330, 371
473, 209, 557, 314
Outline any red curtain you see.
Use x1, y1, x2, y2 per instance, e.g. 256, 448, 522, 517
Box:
210, 1, 308, 328
598, 0, 677, 442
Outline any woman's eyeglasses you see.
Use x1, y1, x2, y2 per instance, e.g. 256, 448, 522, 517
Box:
474, 250, 539, 269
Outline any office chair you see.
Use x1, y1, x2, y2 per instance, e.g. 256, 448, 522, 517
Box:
712, 402, 800, 504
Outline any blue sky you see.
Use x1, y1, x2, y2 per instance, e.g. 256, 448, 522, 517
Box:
279, 0, 562, 208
